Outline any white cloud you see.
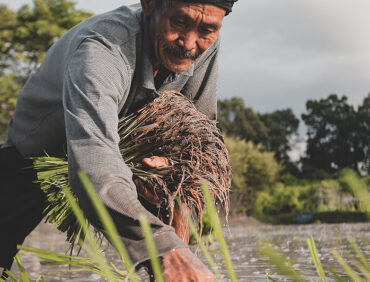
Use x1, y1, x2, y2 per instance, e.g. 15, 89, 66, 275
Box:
218, 0, 370, 119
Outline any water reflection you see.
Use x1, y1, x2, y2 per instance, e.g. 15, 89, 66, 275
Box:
13, 222, 370, 281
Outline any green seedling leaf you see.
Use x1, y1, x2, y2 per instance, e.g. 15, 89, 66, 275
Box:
306, 235, 327, 282
176, 199, 222, 281
139, 215, 164, 282
78, 171, 138, 281
14, 256, 30, 282
258, 242, 304, 282
331, 249, 363, 282
63, 188, 118, 281
202, 182, 237, 282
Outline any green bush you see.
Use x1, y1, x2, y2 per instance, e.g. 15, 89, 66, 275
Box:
338, 168, 370, 215
319, 179, 340, 189
254, 168, 370, 221
363, 174, 370, 188
254, 184, 319, 217
225, 137, 281, 214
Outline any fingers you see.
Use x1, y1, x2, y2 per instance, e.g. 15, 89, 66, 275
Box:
137, 156, 169, 203
162, 248, 216, 282
134, 178, 160, 204
171, 204, 191, 243
142, 156, 170, 168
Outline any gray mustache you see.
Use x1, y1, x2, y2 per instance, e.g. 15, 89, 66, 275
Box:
163, 45, 201, 60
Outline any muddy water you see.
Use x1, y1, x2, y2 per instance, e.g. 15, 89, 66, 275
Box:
12, 222, 370, 281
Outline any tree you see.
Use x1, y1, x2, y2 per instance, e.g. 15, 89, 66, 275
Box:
259, 109, 299, 163
302, 94, 363, 174
0, 74, 22, 134
0, 1, 92, 140
358, 93, 370, 173
0, 6, 17, 74
217, 97, 268, 144
217, 97, 299, 169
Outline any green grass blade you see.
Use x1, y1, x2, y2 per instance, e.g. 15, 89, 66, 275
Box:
20, 247, 101, 274
14, 256, 30, 282
62, 188, 119, 282
78, 171, 137, 281
258, 242, 305, 282
331, 249, 363, 282
36, 276, 45, 282
2, 270, 20, 282
353, 263, 370, 281
201, 182, 237, 282
266, 273, 279, 282
139, 215, 164, 282
306, 235, 327, 282
19, 245, 87, 260
326, 267, 347, 282
51, 269, 106, 276
348, 237, 370, 273
176, 199, 222, 280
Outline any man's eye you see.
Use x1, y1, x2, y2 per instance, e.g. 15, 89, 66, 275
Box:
171, 18, 187, 27
199, 27, 214, 35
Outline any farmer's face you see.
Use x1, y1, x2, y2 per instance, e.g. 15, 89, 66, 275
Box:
142, 0, 226, 73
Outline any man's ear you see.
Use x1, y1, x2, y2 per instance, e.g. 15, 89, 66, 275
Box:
141, 0, 156, 16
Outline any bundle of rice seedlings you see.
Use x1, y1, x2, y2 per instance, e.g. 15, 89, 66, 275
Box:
34, 91, 231, 249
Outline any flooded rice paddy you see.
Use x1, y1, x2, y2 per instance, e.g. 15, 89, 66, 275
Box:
13, 221, 370, 281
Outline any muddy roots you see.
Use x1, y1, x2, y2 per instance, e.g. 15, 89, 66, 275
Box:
119, 91, 231, 232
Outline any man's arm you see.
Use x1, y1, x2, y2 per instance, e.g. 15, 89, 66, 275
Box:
62, 37, 186, 265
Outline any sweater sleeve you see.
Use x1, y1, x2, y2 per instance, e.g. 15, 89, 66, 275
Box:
63, 37, 186, 265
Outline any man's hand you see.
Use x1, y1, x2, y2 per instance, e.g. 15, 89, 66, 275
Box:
142, 156, 169, 168
162, 248, 216, 282
134, 156, 170, 204
134, 177, 160, 204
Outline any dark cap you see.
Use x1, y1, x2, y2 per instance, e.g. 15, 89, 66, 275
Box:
176, 0, 238, 15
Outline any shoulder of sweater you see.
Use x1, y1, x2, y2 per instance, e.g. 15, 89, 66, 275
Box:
76, 4, 144, 48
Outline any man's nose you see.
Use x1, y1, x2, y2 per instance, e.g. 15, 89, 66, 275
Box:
177, 31, 198, 52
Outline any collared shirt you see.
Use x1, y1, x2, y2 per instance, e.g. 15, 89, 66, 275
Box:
4, 3, 219, 265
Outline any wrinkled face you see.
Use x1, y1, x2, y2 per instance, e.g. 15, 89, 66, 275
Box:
146, 0, 225, 73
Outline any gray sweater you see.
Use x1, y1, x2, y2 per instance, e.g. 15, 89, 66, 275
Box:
4, 4, 219, 265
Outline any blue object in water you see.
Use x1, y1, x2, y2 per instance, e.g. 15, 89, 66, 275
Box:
296, 213, 314, 224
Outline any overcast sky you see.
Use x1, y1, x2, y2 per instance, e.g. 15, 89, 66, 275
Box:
3, 0, 370, 120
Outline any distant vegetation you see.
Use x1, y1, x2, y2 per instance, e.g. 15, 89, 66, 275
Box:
254, 168, 370, 223
219, 94, 370, 177
220, 94, 370, 219
0, 0, 369, 221
225, 137, 281, 214
225, 132, 370, 220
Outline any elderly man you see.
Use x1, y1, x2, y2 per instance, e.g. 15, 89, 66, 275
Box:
0, 0, 237, 280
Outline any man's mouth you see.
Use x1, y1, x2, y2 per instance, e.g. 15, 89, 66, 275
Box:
162, 45, 201, 61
